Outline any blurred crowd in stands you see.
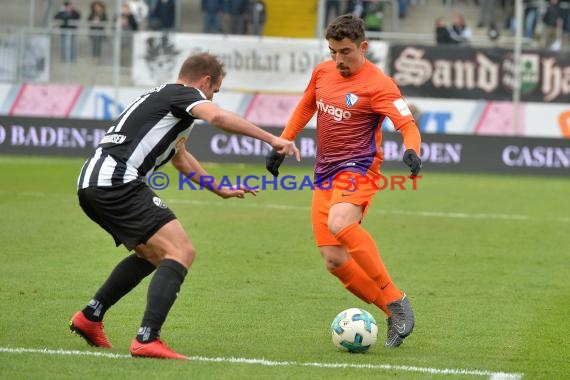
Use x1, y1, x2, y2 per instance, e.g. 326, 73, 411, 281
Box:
51, 0, 570, 64
53, 0, 268, 63
435, 0, 570, 51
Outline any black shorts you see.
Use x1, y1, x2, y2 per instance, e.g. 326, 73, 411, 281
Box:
78, 180, 176, 250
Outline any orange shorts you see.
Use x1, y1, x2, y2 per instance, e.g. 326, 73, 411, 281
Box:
312, 171, 379, 247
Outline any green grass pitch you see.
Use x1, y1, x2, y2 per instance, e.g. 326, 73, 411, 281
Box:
0, 155, 568, 379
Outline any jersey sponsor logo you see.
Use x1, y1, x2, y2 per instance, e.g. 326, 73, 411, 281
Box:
316, 98, 352, 121
393, 98, 412, 116
99, 133, 127, 144
345, 93, 358, 107
152, 196, 167, 209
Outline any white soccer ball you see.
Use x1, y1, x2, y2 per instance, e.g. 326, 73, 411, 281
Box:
330, 308, 378, 353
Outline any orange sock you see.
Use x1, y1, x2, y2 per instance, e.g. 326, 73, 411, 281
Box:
330, 258, 388, 314
335, 223, 403, 304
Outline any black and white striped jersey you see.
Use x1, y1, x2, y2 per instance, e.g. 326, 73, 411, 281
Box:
78, 84, 209, 189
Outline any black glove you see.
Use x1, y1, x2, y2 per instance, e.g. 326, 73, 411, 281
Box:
403, 149, 422, 177
265, 148, 285, 176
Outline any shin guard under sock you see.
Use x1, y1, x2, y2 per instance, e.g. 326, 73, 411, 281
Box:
137, 259, 187, 343
335, 223, 402, 304
330, 258, 388, 314
83, 253, 156, 322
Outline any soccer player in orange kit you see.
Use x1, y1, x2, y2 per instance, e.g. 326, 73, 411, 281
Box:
266, 14, 422, 348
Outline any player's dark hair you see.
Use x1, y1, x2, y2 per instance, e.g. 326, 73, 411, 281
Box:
178, 52, 226, 84
325, 14, 366, 45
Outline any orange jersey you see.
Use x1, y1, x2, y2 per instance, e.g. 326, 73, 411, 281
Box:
282, 60, 420, 180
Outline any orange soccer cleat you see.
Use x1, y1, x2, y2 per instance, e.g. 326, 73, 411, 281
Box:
69, 311, 113, 348
130, 338, 188, 360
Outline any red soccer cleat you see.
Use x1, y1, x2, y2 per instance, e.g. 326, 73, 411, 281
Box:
69, 311, 113, 348
130, 338, 188, 360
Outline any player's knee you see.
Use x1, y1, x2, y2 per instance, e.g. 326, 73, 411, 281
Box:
327, 216, 350, 236
319, 247, 348, 271
323, 256, 342, 271
184, 245, 196, 266
167, 243, 196, 269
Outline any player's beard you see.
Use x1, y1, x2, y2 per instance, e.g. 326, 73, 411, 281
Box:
337, 65, 351, 77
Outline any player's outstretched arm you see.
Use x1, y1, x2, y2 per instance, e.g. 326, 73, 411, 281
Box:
171, 138, 258, 199
191, 102, 300, 160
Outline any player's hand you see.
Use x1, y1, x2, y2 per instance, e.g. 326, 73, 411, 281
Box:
265, 148, 285, 177
173, 137, 187, 159
403, 149, 422, 177
271, 137, 300, 162
175, 137, 187, 151
218, 185, 259, 199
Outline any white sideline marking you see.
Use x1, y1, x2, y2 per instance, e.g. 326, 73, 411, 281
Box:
0, 347, 522, 379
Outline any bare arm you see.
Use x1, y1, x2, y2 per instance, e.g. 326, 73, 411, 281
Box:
190, 102, 300, 161
171, 138, 258, 199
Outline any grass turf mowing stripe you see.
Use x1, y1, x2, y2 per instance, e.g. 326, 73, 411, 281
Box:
166, 198, 570, 224
1, 190, 568, 224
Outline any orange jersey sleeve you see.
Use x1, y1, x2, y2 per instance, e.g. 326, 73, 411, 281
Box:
369, 75, 421, 155
281, 72, 318, 141
398, 122, 421, 154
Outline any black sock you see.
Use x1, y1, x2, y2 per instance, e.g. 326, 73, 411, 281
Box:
136, 259, 187, 343
136, 326, 160, 343
82, 253, 156, 322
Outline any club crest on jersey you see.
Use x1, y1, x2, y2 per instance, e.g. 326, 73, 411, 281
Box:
345, 93, 358, 107
152, 196, 167, 209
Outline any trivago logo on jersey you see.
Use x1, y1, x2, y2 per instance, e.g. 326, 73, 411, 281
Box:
316, 98, 352, 121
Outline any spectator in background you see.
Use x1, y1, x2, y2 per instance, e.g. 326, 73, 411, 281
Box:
561, 0, 570, 36
325, 0, 341, 27
541, 0, 564, 50
435, 17, 457, 44
449, 12, 472, 44
152, 0, 176, 31
54, 1, 81, 62
225, 0, 249, 34
345, 0, 390, 28
398, 0, 408, 19
120, 3, 139, 31
202, 0, 224, 34
523, 0, 540, 40
345, 0, 365, 17
201, 0, 224, 33
362, 0, 384, 33
248, 0, 266, 36
119, 3, 138, 66
128, 0, 149, 30
477, 0, 497, 29
146, 0, 159, 28
88, 1, 108, 63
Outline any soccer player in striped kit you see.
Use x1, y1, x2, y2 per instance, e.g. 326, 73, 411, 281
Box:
70, 52, 299, 359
